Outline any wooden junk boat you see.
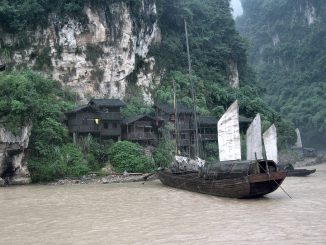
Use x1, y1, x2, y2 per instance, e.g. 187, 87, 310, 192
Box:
158, 101, 287, 198
158, 160, 286, 198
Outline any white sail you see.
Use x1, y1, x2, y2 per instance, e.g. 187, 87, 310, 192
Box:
263, 124, 278, 163
246, 114, 263, 160
218, 100, 241, 161
294, 128, 303, 148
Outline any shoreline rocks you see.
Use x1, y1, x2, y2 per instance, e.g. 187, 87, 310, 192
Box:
48, 173, 158, 186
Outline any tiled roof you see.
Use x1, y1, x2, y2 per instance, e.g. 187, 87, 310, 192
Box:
123, 114, 158, 124
198, 116, 217, 125
155, 102, 193, 114
65, 105, 89, 114
89, 99, 126, 107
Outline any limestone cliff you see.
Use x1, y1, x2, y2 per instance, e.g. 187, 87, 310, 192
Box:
0, 124, 32, 185
0, 0, 160, 104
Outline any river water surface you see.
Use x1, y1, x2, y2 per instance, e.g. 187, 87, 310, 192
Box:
1, 164, 326, 245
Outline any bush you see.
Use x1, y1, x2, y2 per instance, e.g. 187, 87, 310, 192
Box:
80, 134, 110, 171
108, 141, 153, 173
29, 143, 89, 182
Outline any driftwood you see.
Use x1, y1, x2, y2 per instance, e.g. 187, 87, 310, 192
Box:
142, 172, 157, 181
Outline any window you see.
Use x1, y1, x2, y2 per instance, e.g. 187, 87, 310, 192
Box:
112, 122, 118, 129
103, 122, 108, 129
144, 127, 152, 133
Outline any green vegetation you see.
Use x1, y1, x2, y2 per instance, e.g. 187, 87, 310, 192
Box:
153, 124, 176, 167
0, 0, 302, 184
151, 0, 295, 147
0, 71, 89, 182
0, 71, 154, 181
108, 141, 154, 173
237, 0, 326, 146
0, 71, 116, 182
0, 0, 146, 33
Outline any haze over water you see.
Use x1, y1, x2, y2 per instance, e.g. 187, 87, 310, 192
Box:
1, 164, 326, 245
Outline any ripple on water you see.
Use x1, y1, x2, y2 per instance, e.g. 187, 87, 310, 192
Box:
0, 164, 326, 244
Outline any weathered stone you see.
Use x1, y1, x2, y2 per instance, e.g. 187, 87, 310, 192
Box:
3, 1, 161, 104
263, 124, 278, 163
218, 101, 241, 161
11, 177, 31, 185
246, 114, 263, 160
0, 124, 32, 148
0, 124, 32, 185
229, 60, 239, 88
295, 128, 303, 148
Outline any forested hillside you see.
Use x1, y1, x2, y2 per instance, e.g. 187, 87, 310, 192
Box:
237, 0, 326, 147
152, 0, 295, 143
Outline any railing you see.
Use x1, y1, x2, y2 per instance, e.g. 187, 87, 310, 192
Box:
199, 134, 218, 141
178, 139, 191, 146
69, 125, 121, 136
126, 132, 157, 140
177, 122, 194, 130
99, 112, 121, 120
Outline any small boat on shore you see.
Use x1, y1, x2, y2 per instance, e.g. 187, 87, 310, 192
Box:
278, 163, 316, 177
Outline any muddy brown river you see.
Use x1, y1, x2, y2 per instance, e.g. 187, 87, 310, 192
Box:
1, 164, 326, 245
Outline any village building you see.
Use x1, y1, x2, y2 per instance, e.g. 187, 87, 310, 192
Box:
154, 102, 196, 155
65, 99, 125, 142
197, 116, 218, 142
122, 115, 163, 146
65, 100, 252, 155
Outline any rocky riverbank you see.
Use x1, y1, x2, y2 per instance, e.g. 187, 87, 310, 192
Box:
48, 173, 158, 186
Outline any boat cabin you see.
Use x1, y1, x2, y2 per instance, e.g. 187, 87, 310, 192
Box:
202, 160, 278, 180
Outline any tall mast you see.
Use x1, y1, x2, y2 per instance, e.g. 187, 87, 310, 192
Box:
173, 79, 179, 154
184, 19, 199, 157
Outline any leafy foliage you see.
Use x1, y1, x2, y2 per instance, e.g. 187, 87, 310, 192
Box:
152, 0, 250, 85
237, 0, 326, 146
0, 0, 147, 33
80, 134, 111, 171
108, 141, 153, 173
29, 143, 89, 182
153, 125, 176, 167
0, 71, 92, 182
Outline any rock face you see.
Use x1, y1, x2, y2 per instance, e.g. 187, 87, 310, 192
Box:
0, 124, 32, 185
246, 114, 263, 160
263, 124, 278, 164
1, 1, 160, 104
218, 101, 241, 161
294, 128, 303, 148
228, 60, 239, 88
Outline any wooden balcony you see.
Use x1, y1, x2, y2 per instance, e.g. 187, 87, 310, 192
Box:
99, 112, 121, 120
126, 132, 157, 140
199, 134, 218, 141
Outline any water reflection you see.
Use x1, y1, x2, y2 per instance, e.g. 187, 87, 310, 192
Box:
0, 165, 325, 244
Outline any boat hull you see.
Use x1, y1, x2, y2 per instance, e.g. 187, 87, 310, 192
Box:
157, 170, 286, 198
